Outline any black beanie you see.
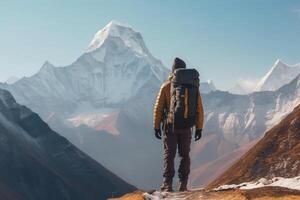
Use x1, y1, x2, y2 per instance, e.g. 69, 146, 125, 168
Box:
172, 57, 186, 72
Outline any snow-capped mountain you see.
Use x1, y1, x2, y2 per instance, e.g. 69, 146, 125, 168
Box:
255, 59, 300, 92
231, 59, 300, 94
0, 21, 168, 120
0, 21, 170, 189
0, 88, 135, 200
0, 20, 214, 132
87, 21, 151, 56
208, 102, 300, 189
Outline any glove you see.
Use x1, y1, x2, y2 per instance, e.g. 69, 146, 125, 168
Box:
154, 129, 162, 140
195, 129, 202, 141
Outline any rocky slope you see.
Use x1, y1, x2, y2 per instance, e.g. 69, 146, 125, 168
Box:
207, 103, 300, 189
0, 88, 135, 200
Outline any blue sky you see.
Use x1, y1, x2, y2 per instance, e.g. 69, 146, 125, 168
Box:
1, 0, 300, 89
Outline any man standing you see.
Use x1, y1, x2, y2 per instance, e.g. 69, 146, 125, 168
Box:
153, 57, 204, 192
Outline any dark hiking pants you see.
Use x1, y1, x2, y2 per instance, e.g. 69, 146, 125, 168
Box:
163, 128, 192, 182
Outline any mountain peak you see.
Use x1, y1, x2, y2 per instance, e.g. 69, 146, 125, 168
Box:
86, 21, 149, 55
262, 59, 288, 78
106, 20, 130, 28
271, 59, 288, 71
274, 59, 284, 66
39, 61, 55, 73
262, 59, 289, 79
254, 59, 300, 91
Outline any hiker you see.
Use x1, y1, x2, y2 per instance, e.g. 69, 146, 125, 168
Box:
153, 57, 204, 192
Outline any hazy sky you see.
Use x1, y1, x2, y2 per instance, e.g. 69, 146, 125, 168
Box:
1, 0, 300, 89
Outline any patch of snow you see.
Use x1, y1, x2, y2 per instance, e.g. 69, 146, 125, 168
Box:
144, 191, 167, 200
215, 176, 300, 191
143, 190, 203, 200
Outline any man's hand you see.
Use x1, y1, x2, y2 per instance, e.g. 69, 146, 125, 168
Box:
195, 129, 202, 141
154, 129, 162, 139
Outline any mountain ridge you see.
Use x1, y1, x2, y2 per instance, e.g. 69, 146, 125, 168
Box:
0, 21, 168, 116
207, 102, 300, 189
0, 88, 136, 200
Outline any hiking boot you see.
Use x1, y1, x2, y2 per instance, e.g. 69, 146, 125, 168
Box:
178, 180, 188, 192
160, 179, 173, 192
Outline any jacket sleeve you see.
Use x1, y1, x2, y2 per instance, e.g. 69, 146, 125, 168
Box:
153, 84, 166, 129
196, 91, 204, 129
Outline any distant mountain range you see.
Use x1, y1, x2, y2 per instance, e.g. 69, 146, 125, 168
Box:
1, 21, 300, 190
0, 88, 135, 200
190, 73, 300, 186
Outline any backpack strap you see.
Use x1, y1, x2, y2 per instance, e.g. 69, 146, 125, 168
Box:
184, 88, 188, 119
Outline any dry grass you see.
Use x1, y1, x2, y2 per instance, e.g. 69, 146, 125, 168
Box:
111, 187, 300, 200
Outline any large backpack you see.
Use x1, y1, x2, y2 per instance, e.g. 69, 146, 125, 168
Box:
167, 68, 199, 129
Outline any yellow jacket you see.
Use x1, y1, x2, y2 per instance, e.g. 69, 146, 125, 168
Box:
153, 79, 204, 130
